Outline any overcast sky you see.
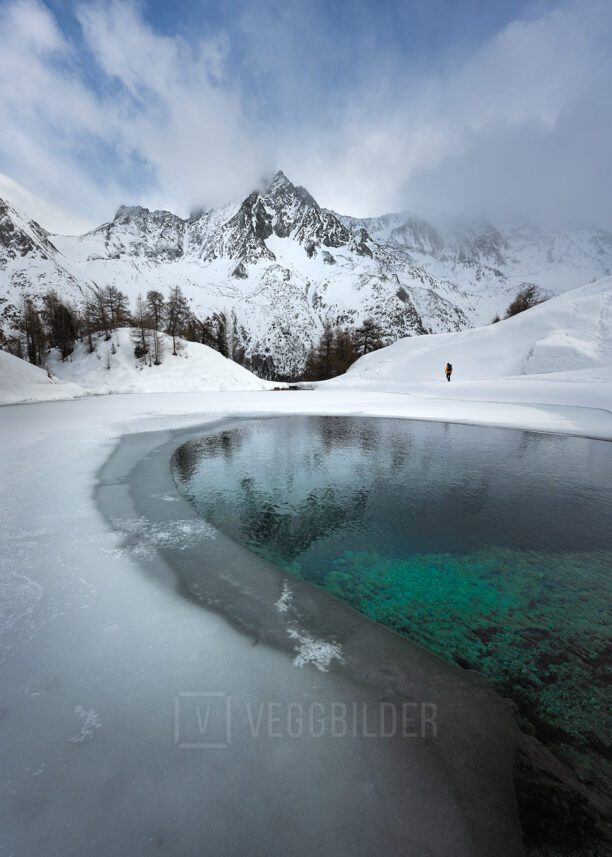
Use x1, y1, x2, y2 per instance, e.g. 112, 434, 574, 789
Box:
0, 0, 610, 232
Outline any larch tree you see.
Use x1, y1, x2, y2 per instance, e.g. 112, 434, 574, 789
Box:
352, 318, 384, 358
165, 286, 191, 356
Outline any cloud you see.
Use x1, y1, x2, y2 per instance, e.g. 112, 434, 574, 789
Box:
0, 172, 93, 233
0, 0, 609, 231
0, 0, 126, 228
77, 1, 272, 207
0, 0, 271, 228
282, 0, 612, 225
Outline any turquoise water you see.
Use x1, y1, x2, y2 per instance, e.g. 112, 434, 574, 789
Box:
172, 416, 612, 791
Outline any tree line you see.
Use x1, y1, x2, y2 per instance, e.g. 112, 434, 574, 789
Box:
303, 318, 385, 380
3, 281, 548, 381
2, 283, 387, 381
3, 284, 240, 370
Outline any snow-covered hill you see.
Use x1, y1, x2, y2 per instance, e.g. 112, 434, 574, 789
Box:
47, 328, 276, 395
330, 277, 612, 385
0, 348, 82, 404
2, 171, 612, 377
0, 328, 275, 403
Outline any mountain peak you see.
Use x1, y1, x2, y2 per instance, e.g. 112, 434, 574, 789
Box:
267, 170, 293, 194
272, 169, 289, 182
114, 204, 149, 221
263, 171, 321, 214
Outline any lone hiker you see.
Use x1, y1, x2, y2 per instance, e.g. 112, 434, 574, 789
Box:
445, 362, 453, 382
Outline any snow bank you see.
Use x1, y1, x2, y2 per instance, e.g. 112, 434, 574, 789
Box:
1, 328, 273, 404
332, 277, 612, 384
0, 349, 82, 405
47, 328, 275, 394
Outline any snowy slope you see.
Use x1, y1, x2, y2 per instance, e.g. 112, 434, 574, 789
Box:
330, 277, 612, 384
47, 328, 276, 394
0, 348, 82, 404
338, 213, 612, 326
0, 198, 91, 331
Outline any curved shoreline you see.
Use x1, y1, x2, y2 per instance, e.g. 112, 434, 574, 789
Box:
96, 415, 526, 856
4, 381, 612, 444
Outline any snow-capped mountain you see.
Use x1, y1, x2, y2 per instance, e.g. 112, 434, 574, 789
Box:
2, 171, 612, 377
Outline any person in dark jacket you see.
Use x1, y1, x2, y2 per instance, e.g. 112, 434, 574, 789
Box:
445, 362, 453, 382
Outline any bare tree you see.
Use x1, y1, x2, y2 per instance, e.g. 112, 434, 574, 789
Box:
21, 298, 45, 366
150, 328, 164, 365
352, 318, 384, 357
165, 286, 191, 356
42, 291, 78, 360
132, 294, 150, 360
303, 323, 356, 380
90, 285, 111, 339
81, 298, 95, 352
146, 290, 166, 332
103, 285, 131, 329
505, 284, 544, 318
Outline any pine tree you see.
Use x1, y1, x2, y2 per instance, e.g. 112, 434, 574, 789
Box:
352, 318, 384, 358
316, 321, 335, 378
150, 328, 164, 365
230, 311, 246, 365
191, 311, 228, 355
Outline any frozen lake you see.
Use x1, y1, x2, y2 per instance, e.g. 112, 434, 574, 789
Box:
3, 394, 609, 856
95, 417, 526, 856
172, 416, 612, 841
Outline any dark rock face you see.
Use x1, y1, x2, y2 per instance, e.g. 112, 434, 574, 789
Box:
389, 217, 446, 258
221, 171, 354, 264
0, 200, 88, 334
454, 223, 510, 268
348, 228, 374, 258
0, 200, 58, 262
304, 239, 316, 258
91, 174, 362, 267
90, 205, 186, 261
231, 261, 248, 279
223, 192, 276, 264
